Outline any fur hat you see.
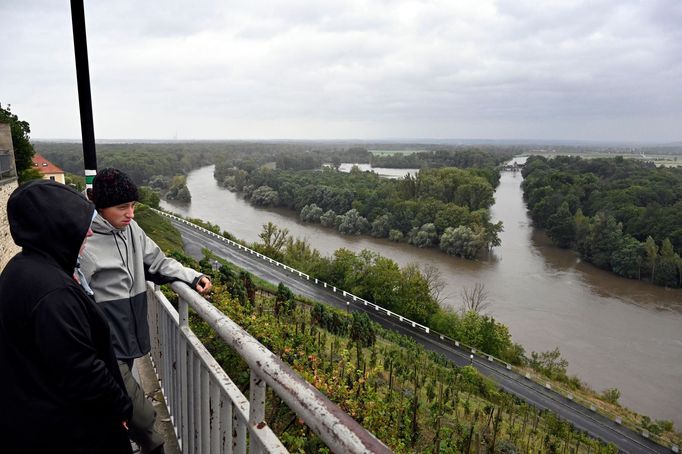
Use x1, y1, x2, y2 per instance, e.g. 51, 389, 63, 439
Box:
92, 168, 139, 209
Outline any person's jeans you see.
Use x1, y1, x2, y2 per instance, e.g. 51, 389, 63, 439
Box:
118, 359, 164, 454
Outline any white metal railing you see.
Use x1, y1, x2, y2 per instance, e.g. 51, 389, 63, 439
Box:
146, 281, 391, 454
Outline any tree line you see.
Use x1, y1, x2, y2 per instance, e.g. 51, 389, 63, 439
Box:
371, 148, 514, 170
216, 161, 504, 260
522, 155, 682, 287
38, 143, 217, 184
252, 222, 524, 365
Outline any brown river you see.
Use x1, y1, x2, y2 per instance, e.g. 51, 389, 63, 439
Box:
161, 164, 682, 426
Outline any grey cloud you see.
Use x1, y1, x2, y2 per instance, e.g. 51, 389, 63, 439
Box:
1, 0, 681, 141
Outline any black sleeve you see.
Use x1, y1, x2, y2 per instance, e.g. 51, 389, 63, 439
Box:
144, 263, 177, 285
33, 288, 132, 422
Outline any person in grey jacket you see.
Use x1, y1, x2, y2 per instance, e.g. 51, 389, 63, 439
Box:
80, 168, 211, 454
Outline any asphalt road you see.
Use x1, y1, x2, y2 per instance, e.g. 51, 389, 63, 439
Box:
168, 216, 671, 454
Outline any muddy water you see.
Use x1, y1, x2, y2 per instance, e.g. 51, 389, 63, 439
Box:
161, 165, 682, 426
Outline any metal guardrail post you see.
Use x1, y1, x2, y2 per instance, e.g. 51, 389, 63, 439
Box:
201, 367, 210, 453
193, 354, 200, 453
209, 380, 220, 453
178, 297, 189, 452
249, 370, 266, 454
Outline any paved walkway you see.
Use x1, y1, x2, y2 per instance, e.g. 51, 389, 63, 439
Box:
133, 355, 181, 454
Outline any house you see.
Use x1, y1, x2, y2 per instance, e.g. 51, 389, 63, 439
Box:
32, 153, 65, 184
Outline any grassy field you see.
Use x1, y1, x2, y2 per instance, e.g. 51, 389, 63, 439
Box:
134, 204, 185, 252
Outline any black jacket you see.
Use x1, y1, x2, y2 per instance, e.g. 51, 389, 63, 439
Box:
0, 180, 133, 454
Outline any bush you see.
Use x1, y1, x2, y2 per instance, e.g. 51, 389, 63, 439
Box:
529, 348, 569, 382
300, 203, 323, 223
320, 209, 337, 227
601, 388, 620, 405
388, 229, 404, 242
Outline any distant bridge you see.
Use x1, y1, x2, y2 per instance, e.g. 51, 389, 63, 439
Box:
503, 161, 525, 171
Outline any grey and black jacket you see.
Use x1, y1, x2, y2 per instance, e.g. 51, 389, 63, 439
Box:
81, 215, 203, 360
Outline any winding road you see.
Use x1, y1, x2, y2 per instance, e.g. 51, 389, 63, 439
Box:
166, 214, 672, 454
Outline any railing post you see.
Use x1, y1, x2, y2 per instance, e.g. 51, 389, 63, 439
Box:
201, 368, 210, 453
220, 392, 233, 454
210, 380, 221, 454
193, 355, 201, 453
249, 369, 266, 454
178, 298, 189, 452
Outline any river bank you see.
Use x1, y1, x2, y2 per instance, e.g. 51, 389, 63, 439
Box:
161, 164, 682, 426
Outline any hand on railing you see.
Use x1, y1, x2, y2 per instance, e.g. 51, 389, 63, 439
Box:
195, 275, 212, 294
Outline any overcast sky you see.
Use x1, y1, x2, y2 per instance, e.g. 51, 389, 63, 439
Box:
1, 0, 681, 142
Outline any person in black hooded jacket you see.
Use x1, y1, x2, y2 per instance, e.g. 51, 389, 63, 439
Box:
0, 180, 133, 454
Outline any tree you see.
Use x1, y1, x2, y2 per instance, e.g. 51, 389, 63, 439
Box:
434, 204, 471, 233
529, 348, 568, 381
258, 222, 289, 259
138, 186, 160, 209
274, 282, 295, 317
175, 186, 191, 203
350, 312, 376, 347
460, 282, 490, 314
166, 175, 191, 203
409, 223, 438, 248
327, 248, 363, 289
251, 185, 279, 206
644, 236, 659, 282
300, 203, 323, 223
370, 214, 391, 238
320, 209, 337, 228
453, 181, 494, 211
611, 235, 643, 279
589, 212, 623, 270
388, 229, 403, 242
422, 264, 447, 305
655, 238, 680, 287
397, 264, 439, 324
481, 221, 503, 250
360, 255, 402, 311
337, 209, 369, 235
0, 102, 36, 182
440, 226, 483, 259
477, 316, 513, 360
546, 201, 575, 248
574, 208, 592, 259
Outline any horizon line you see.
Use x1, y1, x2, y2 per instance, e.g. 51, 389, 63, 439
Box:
31, 137, 682, 147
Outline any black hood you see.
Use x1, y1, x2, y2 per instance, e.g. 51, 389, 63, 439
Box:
8, 180, 95, 272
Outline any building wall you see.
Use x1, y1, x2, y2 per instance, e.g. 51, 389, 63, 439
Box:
0, 123, 20, 271
44, 172, 66, 184
0, 179, 20, 270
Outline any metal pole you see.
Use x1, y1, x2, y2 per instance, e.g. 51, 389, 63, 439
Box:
70, 0, 97, 193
